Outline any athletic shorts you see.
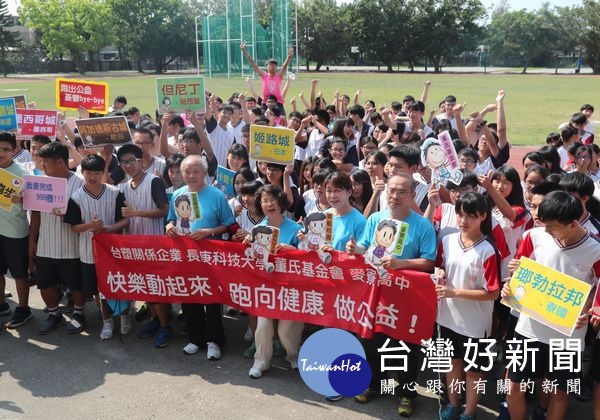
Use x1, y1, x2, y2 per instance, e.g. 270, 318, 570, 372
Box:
438, 325, 492, 372
0, 234, 28, 278
81, 262, 98, 297
35, 257, 82, 291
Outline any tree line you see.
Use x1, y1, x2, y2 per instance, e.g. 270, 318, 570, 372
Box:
2, 0, 600, 74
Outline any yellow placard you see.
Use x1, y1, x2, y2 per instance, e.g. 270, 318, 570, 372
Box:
501, 257, 592, 336
249, 125, 294, 165
0, 167, 23, 212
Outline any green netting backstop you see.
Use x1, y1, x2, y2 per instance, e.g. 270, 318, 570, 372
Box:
196, 0, 297, 77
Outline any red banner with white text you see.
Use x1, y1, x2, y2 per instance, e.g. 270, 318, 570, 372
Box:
93, 234, 437, 345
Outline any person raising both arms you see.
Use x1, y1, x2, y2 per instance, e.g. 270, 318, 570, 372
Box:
241, 41, 294, 118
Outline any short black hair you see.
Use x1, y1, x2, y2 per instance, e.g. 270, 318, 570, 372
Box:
117, 143, 143, 161
538, 190, 583, 225
559, 171, 595, 198
455, 191, 491, 236
182, 127, 200, 144
389, 145, 420, 167
81, 154, 105, 172
570, 112, 587, 126
31, 135, 52, 145
134, 126, 154, 141
255, 184, 290, 215
0, 132, 16, 149
581, 104, 595, 113
407, 101, 425, 113
531, 181, 563, 197
115, 95, 127, 105
446, 170, 478, 190
38, 142, 69, 165
348, 104, 365, 119
444, 95, 457, 103
168, 116, 185, 128
240, 180, 263, 196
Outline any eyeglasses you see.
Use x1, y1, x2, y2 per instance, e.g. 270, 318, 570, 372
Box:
261, 198, 278, 205
576, 155, 590, 160
120, 158, 141, 167
387, 188, 410, 197
459, 159, 476, 164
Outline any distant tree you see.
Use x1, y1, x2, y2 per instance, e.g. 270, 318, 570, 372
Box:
414, 0, 486, 73
486, 9, 554, 73
297, 0, 348, 71
19, 0, 114, 74
576, 0, 600, 74
108, 0, 195, 73
0, 0, 19, 76
349, 0, 414, 72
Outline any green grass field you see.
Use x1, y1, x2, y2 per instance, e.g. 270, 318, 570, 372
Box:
0, 71, 597, 146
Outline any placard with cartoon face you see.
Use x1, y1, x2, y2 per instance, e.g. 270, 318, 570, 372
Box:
364, 219, 409, 276
420, 131, 463, 187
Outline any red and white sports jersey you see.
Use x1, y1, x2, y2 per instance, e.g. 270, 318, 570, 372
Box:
514, 227, 600, 344
492, 206, 532, 278
436, 233, 501, 338
433, 203, 510, 261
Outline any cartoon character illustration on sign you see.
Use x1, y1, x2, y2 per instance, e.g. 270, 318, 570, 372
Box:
245, 225, 277, 273
365, 219, 398, 277
174, 194, 193, 235
421, 137, 463, 187
298, 212, 332, 264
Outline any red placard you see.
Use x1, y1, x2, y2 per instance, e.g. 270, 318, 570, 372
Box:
93, 234, 437, 345
56, 78, 108, 113
16, 109, 58, 139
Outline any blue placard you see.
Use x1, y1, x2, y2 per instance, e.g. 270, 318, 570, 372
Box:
0, 98, 17, 132
216, 165, 236, 199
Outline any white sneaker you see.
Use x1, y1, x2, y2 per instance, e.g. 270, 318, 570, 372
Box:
183, 342, 200, 355
249, 366, 262, 379
100, 319, 114, 340
207, 341, 221, 360
243, 326, 254, 342
120, 311, 133, 335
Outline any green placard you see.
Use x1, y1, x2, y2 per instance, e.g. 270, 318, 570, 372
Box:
156, 77, 205, 113
393, 222, 409, 255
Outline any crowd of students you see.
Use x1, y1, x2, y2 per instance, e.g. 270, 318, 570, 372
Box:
1, 53, 600, 419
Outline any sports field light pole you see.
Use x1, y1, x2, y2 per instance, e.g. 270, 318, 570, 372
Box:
195, 15, 202, 76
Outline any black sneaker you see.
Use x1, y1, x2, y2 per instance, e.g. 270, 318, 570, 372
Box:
0, 302, 11, 316
66, 312, 86, 334
39, 313, 65, 335
5, 306, 32, 329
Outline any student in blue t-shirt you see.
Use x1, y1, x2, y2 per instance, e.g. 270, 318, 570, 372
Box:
166, 155, 234, 361
346, 173, 436, 418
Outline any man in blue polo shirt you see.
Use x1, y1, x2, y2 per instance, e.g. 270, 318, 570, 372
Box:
347, 173, 436, 417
